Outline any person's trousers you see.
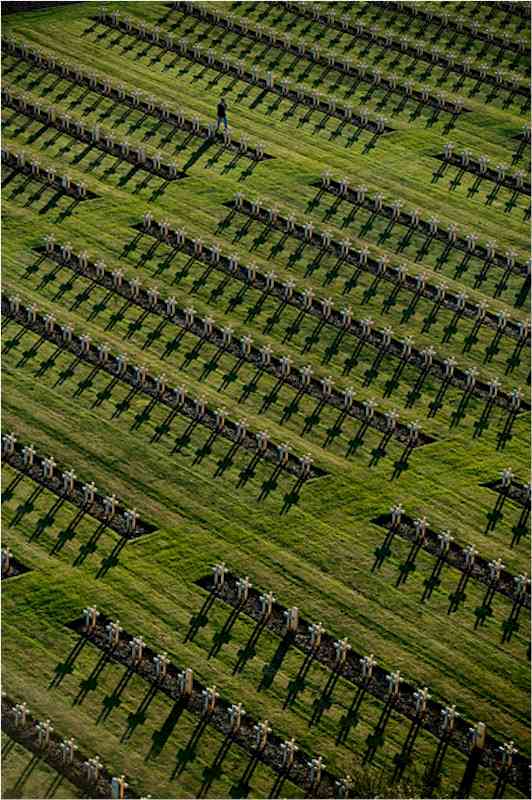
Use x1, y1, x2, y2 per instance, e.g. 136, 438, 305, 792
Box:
216, 115, 228, 130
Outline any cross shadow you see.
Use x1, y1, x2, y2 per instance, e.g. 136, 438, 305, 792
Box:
336, 682, 367, 744
198, 732, 234, 798
391, 441, 414, 480
96, 535, 128, 579
231, 751, 261, 799
185, 588, 218, 642
121, 682, 159, 742
209, 603, 242, 659
51, 504, 87, 555
236, 450, 261, 488
147, 697, 188, 760
214, 439, 242, 478
1, 737, 16, 759
1, 469, 26, 502
284, 648, 315, 708
421, 553, 447, 603
49, 634, 88, 688
280, 475, 304, 515
372, 526, 397, 571
496, 410, 518, 450
173, 715, 210, 778
72, 519, 108, 567
74, 648, 112, 705
14, 752, 42, 790
233, 616, 267, 674
30, 495, 66, 541
269, 763, 293, 799
484, 488, 507, 533
363, 698, 395, 764
392, 717, 422, 782
258, 633, 292, 691
45, 771, 64, 798
97, 665, 134, 723
9, 484, 44, 527
447, 569, 472, 614
309, 668, 340, 727
257, 463, 283, 502
501, 596, 525, 643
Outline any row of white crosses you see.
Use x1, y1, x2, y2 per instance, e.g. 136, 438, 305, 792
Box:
39, 241, 422, 446
81, 593, 333, 789
3, 38, 266, 160
283, 0, 527, 93
4, 85, 178, 178
236, 191, 528, 345
1, 433, 139, 532
203, 691, 328, 786
98, 8, 385, 133
84, 591, 513, 786
389, 0, 526, 54
43, 236, 422, 444
390, 505, 523, 591
321, 169, 529, 279
1, 143, 88, 198
38, 233, 518, 424
8, 294, 316, 475
199, 684, 330, 785
199, 0, 525, 63
10, 701, 129, 793
406, 26, 522, 94
181, 5, 455, 115
443, 143, 528, 188
147, 221, 512, 416
212, 568, 434, 722
154, 210, 530, 360
84, 607, 179, 685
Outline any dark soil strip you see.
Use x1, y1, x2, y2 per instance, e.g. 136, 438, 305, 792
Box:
39, 240, 430, 450
1, 694, 137, 798
315, 177, 529, 285
168, 2, 467, 116
66, 614, 344, 797
1, 147, 98, 200
370, 512, 529, 605
1, 555, 31, 580
2, 296, 323, 481
193, 572, 527, 793
482, 478, 531, 509
95, 10, 393, 136
2, 90, 187, 182
1, 38, 272, 163
279, 1, 530, 98
434, 153, 530, 196
2, 442, 158, 540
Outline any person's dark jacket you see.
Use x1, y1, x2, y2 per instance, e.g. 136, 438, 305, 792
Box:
217, 101, 227, 118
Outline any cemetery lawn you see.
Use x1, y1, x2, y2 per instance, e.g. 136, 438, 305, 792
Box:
1, 2, 530, 799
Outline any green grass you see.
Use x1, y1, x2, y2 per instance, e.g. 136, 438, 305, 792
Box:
1, 733, 80, 800
1, 2, 530, 799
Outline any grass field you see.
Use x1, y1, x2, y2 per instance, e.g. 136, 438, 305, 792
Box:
1, 1, 530, 798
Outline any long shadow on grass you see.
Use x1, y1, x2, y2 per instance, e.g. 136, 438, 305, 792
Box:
147, 698, 188, 760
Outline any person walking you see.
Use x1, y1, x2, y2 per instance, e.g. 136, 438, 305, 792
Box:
216, 97, 228, 132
